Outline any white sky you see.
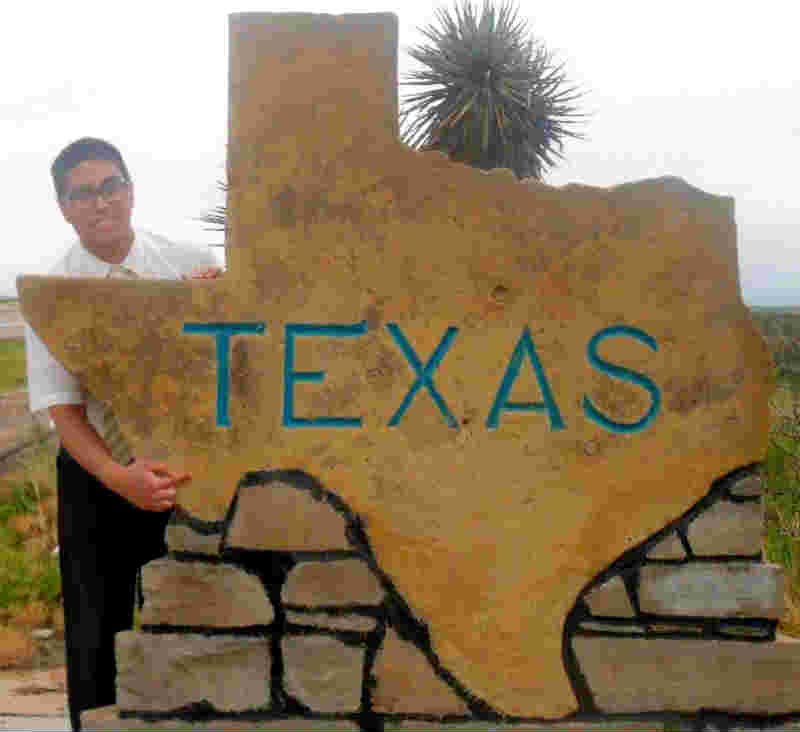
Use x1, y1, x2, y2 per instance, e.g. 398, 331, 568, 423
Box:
2, 0, 798, 304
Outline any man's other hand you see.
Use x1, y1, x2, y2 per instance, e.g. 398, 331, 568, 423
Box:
182, 266, 223, 280
115, 460, 191, 512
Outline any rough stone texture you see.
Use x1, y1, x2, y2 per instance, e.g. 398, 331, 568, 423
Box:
573, 636, 800, 714
116, 632, 270, 713
140, 558, 273, 627
283, 559, 383, 606
391, 723, 661, 731
17, 13, 773, 719
686, 500, 763, 556
225, 480, 350, 551
372, 629, 470, 715
729, 474, 763, 497
281, 635, 364, 713
639, 562, 784, 618
646, 532, 687, 559
285, 610, 377, 632
583, 576, 634, 617
83, 707, 360, 731
165, 522, 222, 554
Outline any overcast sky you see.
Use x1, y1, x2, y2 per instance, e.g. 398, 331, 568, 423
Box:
2, 0, 797, 305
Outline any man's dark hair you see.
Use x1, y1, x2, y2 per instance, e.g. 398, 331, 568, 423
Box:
51, 137, 131, 201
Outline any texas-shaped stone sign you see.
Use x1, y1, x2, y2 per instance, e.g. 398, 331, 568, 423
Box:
19, 12, 773, 719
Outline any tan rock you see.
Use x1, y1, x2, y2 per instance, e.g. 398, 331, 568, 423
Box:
18, 13, 773, 718
686, 500, 763, 556
646, 532, 687, 560
165, 523, 222, 554
140, 558, 273, 626
83, 706, 359, 730
573, 636, 800, 714
225, 479, 350, 551
372, 628, 469, 715
285, 610, 377, 632
639, 562, 784, 618
282, 635, 364, 712
283, 559, 383, 606
583, 576, 634, 617
116, 632, 270, 712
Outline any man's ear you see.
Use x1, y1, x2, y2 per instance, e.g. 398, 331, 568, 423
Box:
57, 195, 73, 225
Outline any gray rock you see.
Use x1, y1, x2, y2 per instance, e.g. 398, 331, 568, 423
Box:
646, 532, 687, 560
583, 576, 635, 617
141, 558, 274, 627
639, 562, 784, 618
686, 500, 763, 556
282, 635, 364, 712
116, 632, 270, 713
283, 559, 383, 607
574, 636, 800, 714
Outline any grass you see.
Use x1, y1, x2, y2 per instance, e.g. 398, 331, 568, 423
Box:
0, 434, 62, 665
763, 372, 800, 636
0, 339, 26, 392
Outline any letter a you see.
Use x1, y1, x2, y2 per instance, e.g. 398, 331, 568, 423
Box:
486, 327, 565, 430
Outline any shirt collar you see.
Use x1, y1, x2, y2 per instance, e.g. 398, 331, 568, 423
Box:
77, 230, 148, 277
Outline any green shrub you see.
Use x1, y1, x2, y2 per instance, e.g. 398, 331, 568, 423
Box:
0, 339, 26, 392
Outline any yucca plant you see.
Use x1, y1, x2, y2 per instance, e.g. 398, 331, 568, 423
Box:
198, 1, 585, 232
400, 0, 585, 179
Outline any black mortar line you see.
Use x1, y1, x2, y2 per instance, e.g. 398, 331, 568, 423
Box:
220, 467, 505, 721
564, 462, 767, 715
354, 617, 387, 732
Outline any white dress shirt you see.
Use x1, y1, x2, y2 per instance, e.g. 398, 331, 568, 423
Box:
24, 229, 219, 441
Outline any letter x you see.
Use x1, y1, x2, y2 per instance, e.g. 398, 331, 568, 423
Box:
386, 323, 459, 428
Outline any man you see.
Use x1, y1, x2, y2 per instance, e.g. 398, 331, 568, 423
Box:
23, 137, 222, 731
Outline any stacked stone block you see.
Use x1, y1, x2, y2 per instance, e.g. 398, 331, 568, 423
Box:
84, 466, 800, 731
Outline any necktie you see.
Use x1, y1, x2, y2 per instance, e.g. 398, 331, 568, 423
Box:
101, 264, 137, 465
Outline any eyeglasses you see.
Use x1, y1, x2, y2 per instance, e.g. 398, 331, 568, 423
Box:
64, 175, 129, 205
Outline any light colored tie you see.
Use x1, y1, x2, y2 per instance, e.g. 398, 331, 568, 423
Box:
101, 264, 137, 465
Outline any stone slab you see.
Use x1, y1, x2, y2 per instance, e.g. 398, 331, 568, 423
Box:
639, 562, 783, 618
165, 522, 223, 554
372, 629, 469, 715
573, 636, 800, 714
116, 632, 270, 713
140, 558, 274, 626
282, 635, 364, 713
225, 480, 350, 551
389, 722, 661, 731
82, 706, 360, 731
646, 533, 687, 560
686, 500, 762, 556
285, 610, 377, 632
17, 12, 774, 719
583, 576, 634, 617
283, 559, 383, 607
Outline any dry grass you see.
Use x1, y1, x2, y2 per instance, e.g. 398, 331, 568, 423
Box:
0, 625, 35, 668
8, 600, 50, 630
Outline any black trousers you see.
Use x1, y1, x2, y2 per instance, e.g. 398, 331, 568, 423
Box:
56, 447, 171, 731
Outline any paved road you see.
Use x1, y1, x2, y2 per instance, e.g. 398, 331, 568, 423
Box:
0, 668, 69, 730
0, 302, 24, 341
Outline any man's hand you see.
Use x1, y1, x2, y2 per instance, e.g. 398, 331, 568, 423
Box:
182, 266, 224, 280
49, 404, 192, 511
112, 460, 192, 512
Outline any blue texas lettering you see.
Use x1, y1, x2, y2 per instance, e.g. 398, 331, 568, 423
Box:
182, 322, 661, 434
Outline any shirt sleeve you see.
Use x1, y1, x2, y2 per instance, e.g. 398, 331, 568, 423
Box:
24, 320, 85, 413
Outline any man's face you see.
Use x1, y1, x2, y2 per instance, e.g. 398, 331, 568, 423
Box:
58, 159, 134, 249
